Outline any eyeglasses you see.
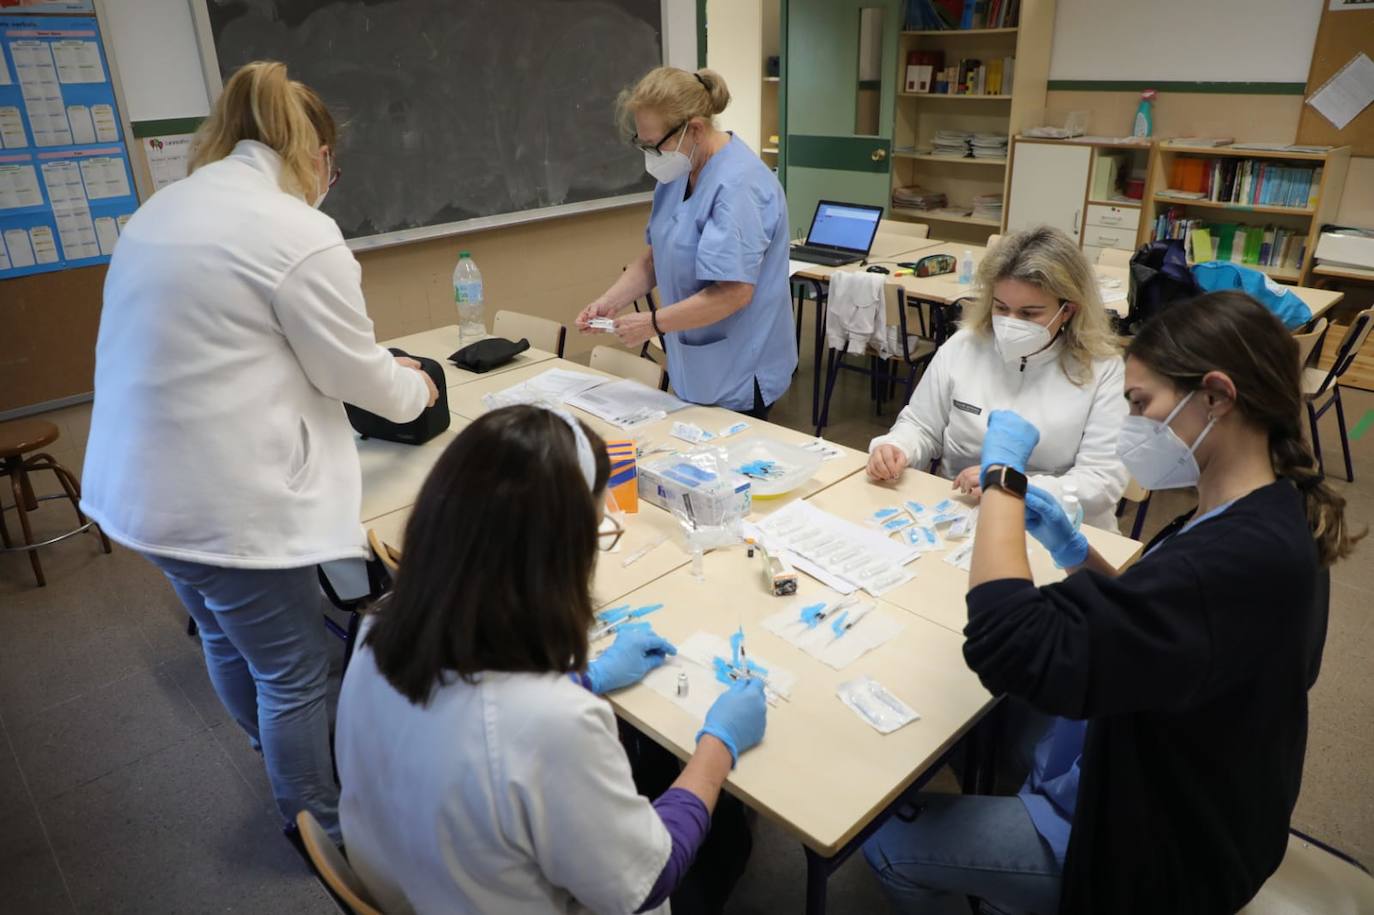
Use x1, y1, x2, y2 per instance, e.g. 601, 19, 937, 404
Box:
326, 151, 342, 189
632, 121, 687, 156
598, 513, 625, 552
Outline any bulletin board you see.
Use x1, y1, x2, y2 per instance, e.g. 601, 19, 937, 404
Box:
1296, 4, 1374, 156
0, 14, 138, 279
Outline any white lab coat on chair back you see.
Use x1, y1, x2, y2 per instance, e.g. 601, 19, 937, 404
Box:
81, 140, 428, 569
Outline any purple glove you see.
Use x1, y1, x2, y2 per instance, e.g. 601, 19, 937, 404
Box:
980, 410, 1041, 487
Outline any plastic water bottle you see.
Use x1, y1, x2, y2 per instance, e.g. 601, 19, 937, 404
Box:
1061, 482, 1084, 532
958, 249, 974, 285
453, 251, 485, 342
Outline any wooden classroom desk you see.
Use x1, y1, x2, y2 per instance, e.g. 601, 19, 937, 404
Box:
365, 497, 701, 612
382, 325, 559, 389
791, 233, 943, 277
605, 547, 996, 860
356, 418, 470, 523
806, 470, 1144, 634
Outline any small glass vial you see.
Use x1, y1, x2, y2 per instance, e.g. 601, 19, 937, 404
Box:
676, 672, 689, 697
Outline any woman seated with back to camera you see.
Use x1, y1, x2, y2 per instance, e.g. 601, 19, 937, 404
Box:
868, 226, 1128, 530
334, 405, 767, 914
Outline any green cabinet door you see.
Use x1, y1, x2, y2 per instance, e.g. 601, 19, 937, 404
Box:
783, 0, 901, 239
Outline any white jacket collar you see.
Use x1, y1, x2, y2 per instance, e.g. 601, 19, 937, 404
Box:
1018, 335, 1065, 371
227, 139, 288, 189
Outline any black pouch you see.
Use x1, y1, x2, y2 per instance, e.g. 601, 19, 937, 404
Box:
899, 253, 956, 277
449, 337, 530, 373
345, 347, 450, 445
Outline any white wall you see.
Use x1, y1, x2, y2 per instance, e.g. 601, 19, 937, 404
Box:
706, 0, 762, 151
1049, 0, 1322, 83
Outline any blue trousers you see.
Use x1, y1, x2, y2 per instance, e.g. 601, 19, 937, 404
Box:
863, 793, 1062, 915
149, 555, 340, 842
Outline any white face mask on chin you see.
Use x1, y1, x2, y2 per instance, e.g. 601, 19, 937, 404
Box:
992, 302, 1066, 364
1116, 390, 1217, 490
643, 130, 696, 184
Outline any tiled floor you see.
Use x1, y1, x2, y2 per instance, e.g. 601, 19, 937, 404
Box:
2, 318, 1372, 913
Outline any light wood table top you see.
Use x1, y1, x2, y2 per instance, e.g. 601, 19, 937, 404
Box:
805, 469, 1144, 634
382, 325, 559, 389
790, 235, 943, 282
356, 418, 470, 523
605, 548, 996, 857
366, 498, 700, 611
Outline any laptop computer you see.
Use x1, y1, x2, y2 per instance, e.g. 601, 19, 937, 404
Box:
789, 200, 885, 266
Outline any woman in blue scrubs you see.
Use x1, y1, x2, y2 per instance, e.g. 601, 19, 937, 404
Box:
577, 67, 797, 418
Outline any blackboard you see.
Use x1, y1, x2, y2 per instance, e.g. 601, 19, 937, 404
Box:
203, 0, 661, 243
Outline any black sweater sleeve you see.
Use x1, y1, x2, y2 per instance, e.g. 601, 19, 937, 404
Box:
963, 486, 1315, 720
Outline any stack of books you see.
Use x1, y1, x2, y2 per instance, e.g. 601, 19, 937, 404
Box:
905, 0, 1021, 30
893, 185, 948, 211
971, 133, 1008, 159
929, 57, 1015, 95
971, 194, 1004, 222
1152, 207, 1306, 272
931, 129, 974, 157
1162, 157, 1322, 209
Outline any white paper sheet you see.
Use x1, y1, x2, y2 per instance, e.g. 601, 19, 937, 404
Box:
565, 378, 687, 427
94, 215, 118, 255
29, 225, 58, 263
65, 104, 95, 144
4, 228, 34, 267
0, 164, 43, 209
0, 107, 25, 148
762, 600, 904, 669
0, 235, 9, 271
639, 631, 797, 719
1307, 52, 1374, 131
788, 259, 813, 277
482, 367, 608, 410
756, 500, 921, 595
78, 156, 130, 199
90, 104, 118, 143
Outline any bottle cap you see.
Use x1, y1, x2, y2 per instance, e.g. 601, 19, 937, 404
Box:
459, 250, 471, 258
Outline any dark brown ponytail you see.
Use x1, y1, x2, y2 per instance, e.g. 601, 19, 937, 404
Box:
1127, 291, 1365, 566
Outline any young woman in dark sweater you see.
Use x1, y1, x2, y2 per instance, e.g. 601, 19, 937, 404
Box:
865, 291, 1362, 914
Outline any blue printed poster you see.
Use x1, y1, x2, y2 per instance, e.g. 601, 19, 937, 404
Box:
0, 15, 137, 279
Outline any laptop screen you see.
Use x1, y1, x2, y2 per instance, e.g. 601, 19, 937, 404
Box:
807, 201, 883, 253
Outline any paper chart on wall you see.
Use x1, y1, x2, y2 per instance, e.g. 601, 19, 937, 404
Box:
143, 134, 192, 191
1307, 52, 1374, 132
0, 106, 24, 148
0, 162, 42, 209
3, 227, 33, 267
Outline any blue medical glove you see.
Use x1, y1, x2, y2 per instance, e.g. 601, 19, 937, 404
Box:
980, 410, 1042, 487
585, 623, 677, 695
696, 678, 767, 767
1025, 484, 1089, 569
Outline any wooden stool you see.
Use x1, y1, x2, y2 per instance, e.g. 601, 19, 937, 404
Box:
0, 418, 111, 587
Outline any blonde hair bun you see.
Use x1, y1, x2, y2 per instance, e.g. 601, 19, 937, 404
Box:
617, 66, 732, 136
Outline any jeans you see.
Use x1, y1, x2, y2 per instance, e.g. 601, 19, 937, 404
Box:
148, 555, 340, 842
863, 793, 1062, 915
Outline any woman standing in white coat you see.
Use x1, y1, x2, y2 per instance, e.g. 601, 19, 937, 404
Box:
81, 61, 435, 843
867, 227, 1127, 530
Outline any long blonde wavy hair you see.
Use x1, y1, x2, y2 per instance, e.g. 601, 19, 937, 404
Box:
189, 61, 336, 201
964, 225, 1121, 385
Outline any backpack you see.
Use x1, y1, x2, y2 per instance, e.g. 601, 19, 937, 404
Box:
1191, 261, 1312, 330
1127, 240, 1202, 331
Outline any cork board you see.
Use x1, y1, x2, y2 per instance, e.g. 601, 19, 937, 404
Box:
0, 265, 106, 414
1297, 5, 1374, 155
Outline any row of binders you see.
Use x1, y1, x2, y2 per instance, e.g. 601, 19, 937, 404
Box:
1152, 208, 1307, 272
1165, 157, 1323, 210
905, 0, 1021, 30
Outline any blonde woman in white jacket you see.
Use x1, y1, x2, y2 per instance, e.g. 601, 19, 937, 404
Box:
81, 62, 435, 844
868, 226, 1127, 530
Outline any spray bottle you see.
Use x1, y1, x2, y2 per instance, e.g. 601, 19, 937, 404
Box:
1131, 89, 1157, 139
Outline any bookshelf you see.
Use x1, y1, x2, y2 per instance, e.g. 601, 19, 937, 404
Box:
760, 0, 780, 171
887, 0, 1055, 245
1144, 143, 1352, 285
